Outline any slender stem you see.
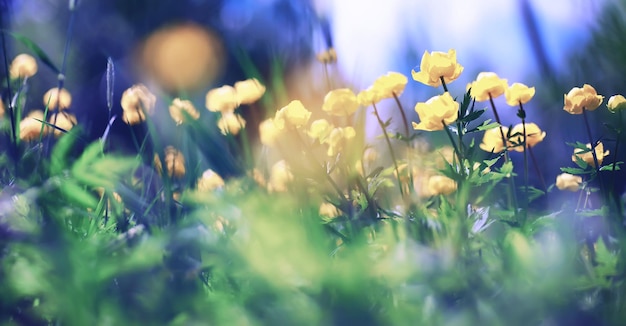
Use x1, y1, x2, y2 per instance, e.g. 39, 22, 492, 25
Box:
392, 92, 414, 192
372, 102, 404, 196
294, 131, 345, 201
528, 147, 547, 191
1, 14, 19, 173
323, 62, 332, 91
442, 120, 464, 178
488, 93, 518, 211
440, 76, 449, 93
582, 107, 605, 196
518, 102, 529, 221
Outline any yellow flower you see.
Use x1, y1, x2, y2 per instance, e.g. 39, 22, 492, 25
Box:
372, 72, 408, 98
427, 175, 457, 196
319, 202, 341, 218
154, 146, 186, 178
412, 92, 459, 131
123, 108, 146, 125
205, 85, 240, 113
259, 118, 282, 147
316, 48, 337, 64
356, 87, 382, 106
572, 142, 610, 167
325, 126, 356, 156
234, 78, 266, 105
468, 72, 508, 102
508, 122, 545, 152
48, 112, 77, 137
563, 84, 603, 114
505, 83, 535, 106
555, 173, 583, 192
121, 84, 156, 115
322, 88, 359, 116
43, 88, 72, 110
169, 98, 200, 125
197, 169, 225, 191
480, 126, 509, 153
10, 54, 38, 79
268, 160, 293, 192
217, 112, 246, 135
274, 100, 311, 129
19, 110, 47, 141
411, 49, 463, 87
308, 119, 333, 142
607, 94, 626, 113
249, 168, 267, 187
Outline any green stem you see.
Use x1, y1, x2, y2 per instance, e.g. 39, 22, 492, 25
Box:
440, 76, 449, 93
519, 102, 529, 221
442, 120, 464, 178
582, 107, 605, 199
528, 147, 547, 191
372, 102, 405, 196
392, 92, 414, 192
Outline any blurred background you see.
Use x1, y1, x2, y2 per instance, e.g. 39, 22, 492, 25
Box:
2, 0, 626, 205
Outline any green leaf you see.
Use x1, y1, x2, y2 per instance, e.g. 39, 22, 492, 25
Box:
460, 109, 485, 123
560, 167, 592, 175
599, 162, 622, 171
6, 31, 61, 74
50, 127, 80, 175
59, 179, 99, 210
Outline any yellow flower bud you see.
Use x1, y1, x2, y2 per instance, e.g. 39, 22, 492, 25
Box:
268, 160, 292, 192
563, 84, 603, 114
308, 119, 333, 142
274, 100, 311, 129
205, 85, 239, 113
123, 108, 146, 125
121, 84, 156, 115
412, 92, 459, 131
169, 98, 200, 125
411, 49, 463, 87
572, 142, 609, 167
234, 78, 266, 105
468, 72, 508, 102
505, 83, 535, 106
508, 122, 545, 152
10, 54, 38, 79
19, 110, 47, 141
372, 71, 408, 98
607, 94, 626, 113
155, 146, 186, 178
316, 48, 337, 64
217, 112, 246, 135
362, 147, 379, 164
322, 88, 359, 116
427, 175, 457, 196
555, 173, 582, 192
479, 126, 509, 153
48, 112, 77, 137
43, 88, 72, 110
259, 118, 282, 147
197, 169, 225, 191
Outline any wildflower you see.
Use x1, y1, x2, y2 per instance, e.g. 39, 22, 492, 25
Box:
123, 108, 145, 125
563, 84, 603, 114
259, 118, 282, 147
217, 112, 246, 135
505, 83, 535, 106
197, 169, 225, 191
412, 92, 459, 131
427, 175, 457, 196
319, 202, 341, 218
316, 48, 337, 64
362, 147, 379, 164
480, 126, 509, 153
372, 72, 408, 98
154, 146, 186, 178
607, 94, 626, 113
121, 84, 156, 115
268, 160, 292, 192
555, 173, 583, 192
308, 119, 333, 142
48, 112, 77, 137
19, 110, 47, 141
411, 49, 463, 87
10, 54, 38, 79
234, 78, 266, 105
322, 88, 359, 116
205, 85, 239, 113
508, 122, 546, 152
249, 168, 267, 187
572, 142, 610, 167
43, 88, 72, 110
169, 98, 200, 125
468, 72, 508, 102
356, 87, 382, 106
325, 126, 356, 156
274, 100, 311, 129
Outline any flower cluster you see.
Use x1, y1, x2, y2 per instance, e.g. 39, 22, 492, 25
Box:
206, 78, 266, 135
